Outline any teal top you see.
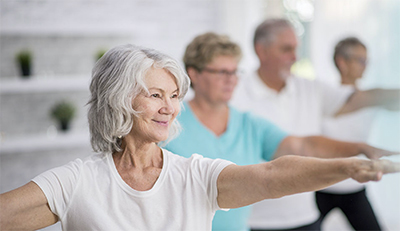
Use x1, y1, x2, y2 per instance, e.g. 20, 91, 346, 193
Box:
165, 102, 288, 231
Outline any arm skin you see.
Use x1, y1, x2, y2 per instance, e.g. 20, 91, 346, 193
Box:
217, 155, 400, 209
336, 88, 400, 116
273, 136, 398, 160
0, 181, 58, 231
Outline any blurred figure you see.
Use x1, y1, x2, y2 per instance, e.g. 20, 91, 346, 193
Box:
316, 37, 383, 230
165, 32, 398, 231
231, 19, 400, 231
334, 37, 368, 86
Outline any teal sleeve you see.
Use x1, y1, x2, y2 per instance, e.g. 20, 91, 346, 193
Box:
244, 112, 288, 161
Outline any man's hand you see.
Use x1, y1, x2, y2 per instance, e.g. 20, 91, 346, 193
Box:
361, 144, 399, 160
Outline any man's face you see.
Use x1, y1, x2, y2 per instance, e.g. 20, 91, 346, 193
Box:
259, 28, 298, 80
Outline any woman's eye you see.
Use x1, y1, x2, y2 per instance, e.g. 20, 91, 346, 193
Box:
171, 94, 178, 99
151, 93, 161, 98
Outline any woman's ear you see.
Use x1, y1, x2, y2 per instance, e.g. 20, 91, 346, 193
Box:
187, 67, 199, 86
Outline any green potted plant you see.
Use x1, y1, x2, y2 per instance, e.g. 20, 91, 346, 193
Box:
51, 101, 76, 132
96, 49, 107, 61
16, 49, 32, 77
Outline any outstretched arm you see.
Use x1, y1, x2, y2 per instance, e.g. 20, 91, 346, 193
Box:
0, 181, 58, 230
217, 155, 400, 209
274, 136, 398, 160
336, 88, 400, 116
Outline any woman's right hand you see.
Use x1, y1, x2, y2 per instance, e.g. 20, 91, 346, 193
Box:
345, 157, 400, 183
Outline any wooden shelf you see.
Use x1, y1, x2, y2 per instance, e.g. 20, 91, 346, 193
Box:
0, 131, 91, 154
0, 75, 91, 94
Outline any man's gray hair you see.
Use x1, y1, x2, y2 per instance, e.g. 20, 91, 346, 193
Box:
253, 18, 294, 49
87, 44, 190, 153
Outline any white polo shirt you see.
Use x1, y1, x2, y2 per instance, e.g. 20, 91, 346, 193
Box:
231, 72, 354, 229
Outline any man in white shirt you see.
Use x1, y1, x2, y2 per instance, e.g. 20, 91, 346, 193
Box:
231, 18, 399, 231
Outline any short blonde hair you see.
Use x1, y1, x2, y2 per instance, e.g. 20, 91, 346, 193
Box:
183, 32, 242, 72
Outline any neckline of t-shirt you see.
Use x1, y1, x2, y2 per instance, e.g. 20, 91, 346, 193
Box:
250, 73, 296, 98
106, 148, 169, 197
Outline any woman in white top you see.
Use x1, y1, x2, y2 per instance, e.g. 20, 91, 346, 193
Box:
0, 44, 399, 231
317, 37, 399, 231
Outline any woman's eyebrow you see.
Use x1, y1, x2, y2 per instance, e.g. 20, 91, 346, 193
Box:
147, 87, 179, 93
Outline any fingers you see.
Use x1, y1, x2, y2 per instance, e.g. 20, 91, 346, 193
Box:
385, 151, 400, 157
377, 171, 383, 181
364, 146, 382, 160
381, 159, 400, 173
356, 171, 382, 183
350, 159, 400, 183
365, 147, 399, 160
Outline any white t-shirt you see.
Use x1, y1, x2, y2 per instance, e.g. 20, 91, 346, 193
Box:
32, 149, 233, 231
231, 73, 354, 229
321, 100, 379, 194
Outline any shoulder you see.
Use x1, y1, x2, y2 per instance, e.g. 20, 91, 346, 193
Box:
163, 148, 233, 171
33, 153, 106, 186
234, 108, 276, 129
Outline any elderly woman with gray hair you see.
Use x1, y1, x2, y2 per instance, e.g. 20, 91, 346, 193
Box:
0, 44, 399, 231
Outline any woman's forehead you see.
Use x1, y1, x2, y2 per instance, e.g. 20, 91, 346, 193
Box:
144, 68, 178, 91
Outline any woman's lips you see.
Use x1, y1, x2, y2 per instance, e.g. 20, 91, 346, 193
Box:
153, 120, 169, 126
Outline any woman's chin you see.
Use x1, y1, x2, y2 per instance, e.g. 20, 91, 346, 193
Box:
154, 134, 170, 143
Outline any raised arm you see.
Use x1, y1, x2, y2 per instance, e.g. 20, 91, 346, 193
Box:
216, 155, 400, 209
336, 88, 400, 116
0, 181, 58, 230
273, 136, 398, 160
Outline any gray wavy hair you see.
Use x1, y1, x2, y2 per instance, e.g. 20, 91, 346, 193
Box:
253, 18, 293, 49
88, 44, 190, 153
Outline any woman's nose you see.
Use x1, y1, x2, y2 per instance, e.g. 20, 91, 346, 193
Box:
160, 98, 175, 114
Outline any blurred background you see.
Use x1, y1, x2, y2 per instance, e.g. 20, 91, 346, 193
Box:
1, 0, 399, 230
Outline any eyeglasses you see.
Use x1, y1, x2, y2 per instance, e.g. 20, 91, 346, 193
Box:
348, 57, 368, 66
201, 68, 243, 79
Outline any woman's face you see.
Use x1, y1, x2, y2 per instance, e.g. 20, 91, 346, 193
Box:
345, 45, 367, 81
191, 55, 239, 104
131, 68, 180, 143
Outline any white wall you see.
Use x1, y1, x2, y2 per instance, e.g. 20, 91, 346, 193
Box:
1, 1, 399, 230
311, 1, 400, 230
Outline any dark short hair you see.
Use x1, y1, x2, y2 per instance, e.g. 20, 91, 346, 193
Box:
334, 37, 366, 69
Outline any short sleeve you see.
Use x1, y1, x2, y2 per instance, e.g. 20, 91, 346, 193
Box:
188, 154, 234, 211
32, 158, 83, 218
317, 81, 355, 116
245, 112, 288, 161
